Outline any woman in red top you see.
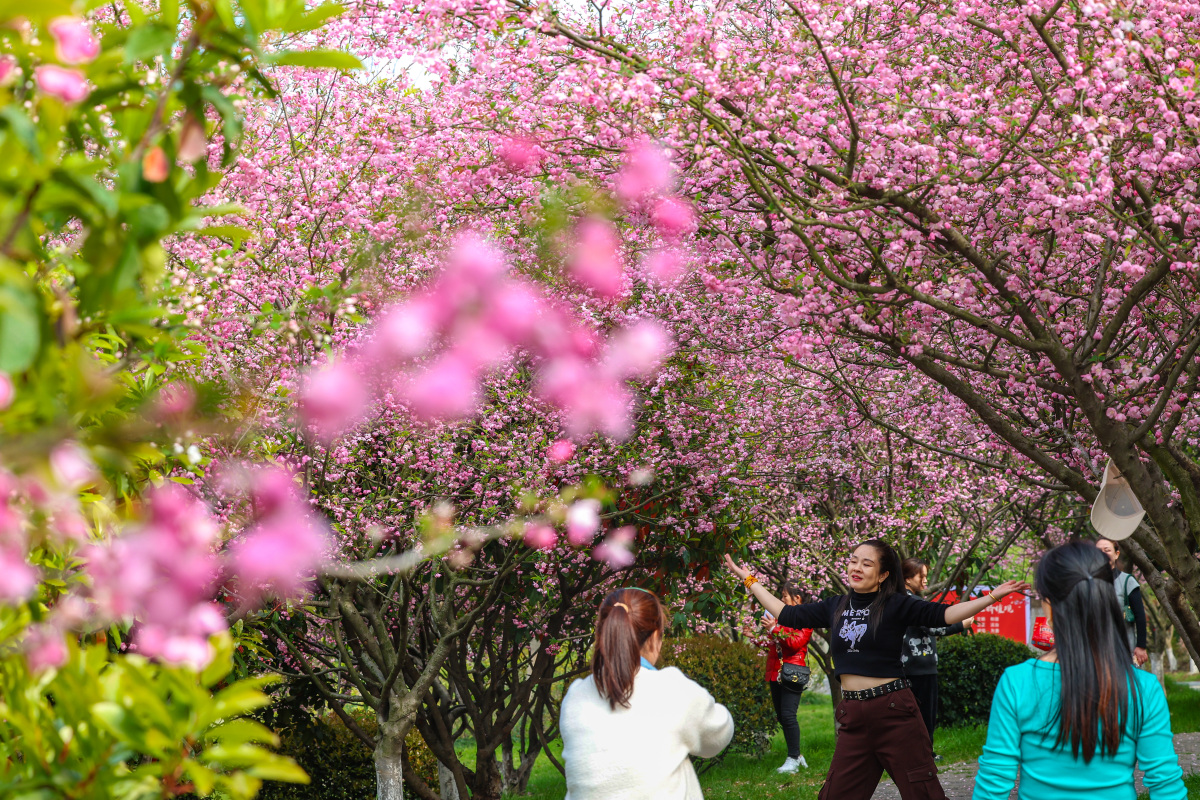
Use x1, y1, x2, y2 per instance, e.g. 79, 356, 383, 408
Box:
761, 582, 814, 774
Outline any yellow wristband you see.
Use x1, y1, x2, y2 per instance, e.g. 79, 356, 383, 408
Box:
743, 574, 759, 589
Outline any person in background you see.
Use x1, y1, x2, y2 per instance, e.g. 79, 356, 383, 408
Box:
973, 542, 1184, 799
759, 581, 814, 773
1095, 537, 1150, 667
900, 558, 972, 761
560, 587, 734, 800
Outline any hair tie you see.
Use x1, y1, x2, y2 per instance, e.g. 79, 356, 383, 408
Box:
613, 602, 631, 612
1086, 575, 1095, 582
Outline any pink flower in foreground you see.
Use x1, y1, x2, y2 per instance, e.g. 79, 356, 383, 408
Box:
497, 136, 543, 172
0, 548, 38, 603
568, 218, 624, 298
566, 499, 601, 547
142, 146, 169, 182
616, 142, 674, 204
0, 56, 16, 86
299, 361, 369, 441
480, 279, 544, 346
35, 65, 88, 103
25, 625, 68, 672
523, 523, 558, 550
643, 248, 689, 285
650, 197, 696, 240
49, 441, 97, 488
154, 381, 196, 419
605, 321, 674, 377
547, 439, 576, 463
178, 114, 207, 163
230, 511, 330, 600
370, 296, 444, 365
593, 526, 636, 570
49, 17, 100, 64
0, 371, 12, 410
403, 354, 479, 420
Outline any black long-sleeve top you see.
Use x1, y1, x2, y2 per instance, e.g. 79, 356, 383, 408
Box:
778, 590, 950, 679
1114, 569, 1148, 650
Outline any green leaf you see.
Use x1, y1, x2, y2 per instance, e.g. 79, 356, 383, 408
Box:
268, 50, 363, 71
282, 2, 346, 33
0, 106, 41, 158
125, 25, 177, 64
246, 755, 309, 783
193, 225, 255, 244
0, 283, 41, 373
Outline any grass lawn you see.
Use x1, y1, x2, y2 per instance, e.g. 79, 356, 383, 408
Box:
507, 675, 1200, 800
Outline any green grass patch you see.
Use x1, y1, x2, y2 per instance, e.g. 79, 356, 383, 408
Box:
1165, 676, 1200, 734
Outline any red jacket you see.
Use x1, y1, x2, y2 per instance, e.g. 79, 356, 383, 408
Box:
763, 623, 813, 682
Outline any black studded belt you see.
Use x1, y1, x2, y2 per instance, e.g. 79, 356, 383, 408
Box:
840, 678, 910, 701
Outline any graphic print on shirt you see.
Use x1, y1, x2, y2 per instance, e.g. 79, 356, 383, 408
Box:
839, 605, 870, 652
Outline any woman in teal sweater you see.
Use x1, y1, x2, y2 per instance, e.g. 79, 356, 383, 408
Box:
973, 542, 1185, 800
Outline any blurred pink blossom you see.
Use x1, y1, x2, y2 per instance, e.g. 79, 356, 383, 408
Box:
230, 468, 331, 601
497, 136, 543, 172
480, 280, 544, 346
566, 499, 602, 547
35, 65, 88, 103
178, 114, 207, 163
231, 511, 329, 600
370, 297, 444, 364
24, 625, 68, 672
605, 321, 674, 377
616, 142, 674, 204
444, 234, 508, 286
642, 248, 689, 285
299, 361, 369, 441
403, 354, 479, 419
593, 526, 636, 569
650, 197, 696, 240
154, 382, 196, 418
547, 439, 576, 463
523, 523, 558, 550
0, 548, 38, 603
568, 218, 624, 298
48, 17, 100, 64
0, 371, 12, 409
49, 442, 97, 489
0, 55, 17, 86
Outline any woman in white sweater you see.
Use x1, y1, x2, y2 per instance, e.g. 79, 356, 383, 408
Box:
560, 588, 735, 800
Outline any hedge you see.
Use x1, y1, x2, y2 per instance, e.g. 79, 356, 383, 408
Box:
658, 634, 776, 759
257, 709, 438, 800
937, 633, 1033, 727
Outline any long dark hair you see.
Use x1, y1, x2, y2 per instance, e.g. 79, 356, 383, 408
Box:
1036, 542, 1139, 762
834, 539, 906, 635
591, 588, 666, 710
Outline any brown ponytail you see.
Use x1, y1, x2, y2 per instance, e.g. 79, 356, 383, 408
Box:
592, 588, 667, 710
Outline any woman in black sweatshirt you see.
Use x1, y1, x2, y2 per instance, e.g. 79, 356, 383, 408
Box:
724, 539, 1028, 800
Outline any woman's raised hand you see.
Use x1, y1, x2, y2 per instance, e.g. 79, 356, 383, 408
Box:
723, 554, 751, 581
992, 580, 1031, 600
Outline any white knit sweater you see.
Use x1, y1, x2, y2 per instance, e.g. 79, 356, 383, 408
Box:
560, 666, 735, 800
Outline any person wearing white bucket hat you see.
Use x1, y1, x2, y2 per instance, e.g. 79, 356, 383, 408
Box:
1090, 459, 1149, 666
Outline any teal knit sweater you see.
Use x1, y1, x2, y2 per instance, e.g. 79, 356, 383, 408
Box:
973, 658, 1185, 800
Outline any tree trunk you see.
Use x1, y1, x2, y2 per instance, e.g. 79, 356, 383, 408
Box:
375, 719, 406, 800
468, 750, 504, 800
437, 761, 461, 800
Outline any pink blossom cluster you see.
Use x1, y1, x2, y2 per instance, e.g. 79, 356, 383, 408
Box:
27, 18, 98, 104
299, 230, 674, 442
1, 462, 330, 672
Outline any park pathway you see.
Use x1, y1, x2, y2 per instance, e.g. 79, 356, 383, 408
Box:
870, 732, 1200, 799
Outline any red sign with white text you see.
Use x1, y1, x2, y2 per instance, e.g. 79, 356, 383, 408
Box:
935, 590, 1028, 644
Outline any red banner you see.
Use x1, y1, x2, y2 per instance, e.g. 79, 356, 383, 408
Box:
935, 590, 1029, 644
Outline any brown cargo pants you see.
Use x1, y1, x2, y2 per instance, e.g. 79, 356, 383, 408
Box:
817, 687, 948, 800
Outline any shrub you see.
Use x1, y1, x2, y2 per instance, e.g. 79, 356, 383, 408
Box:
258, 709, 438, 800
937, 633, 1033, 727
658, 634, 776, 759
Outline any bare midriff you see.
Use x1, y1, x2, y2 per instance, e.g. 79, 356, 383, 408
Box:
839, 674, 899, 692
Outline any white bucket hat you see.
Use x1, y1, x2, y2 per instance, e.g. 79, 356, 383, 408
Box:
1090, 459, 1145, 541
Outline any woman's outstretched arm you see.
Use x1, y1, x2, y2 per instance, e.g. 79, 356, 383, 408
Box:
944, 581, 1030, 625
723, 554, 785, 618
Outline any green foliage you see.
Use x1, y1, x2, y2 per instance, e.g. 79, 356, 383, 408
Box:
937, 633, 1032, 727
0, 635, 306, 799
257, 709, 438, 800
658, 635, 775, 760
